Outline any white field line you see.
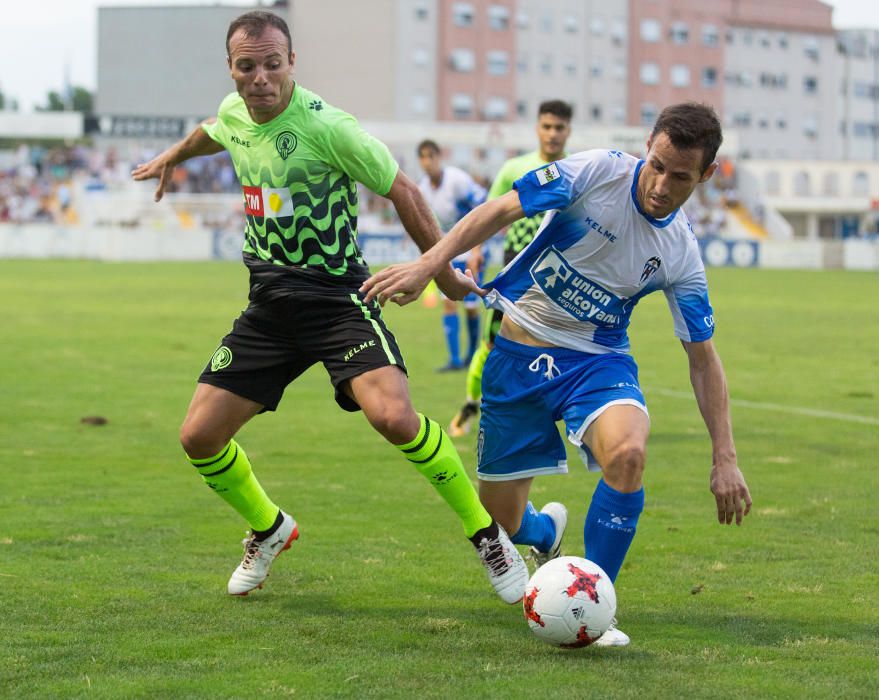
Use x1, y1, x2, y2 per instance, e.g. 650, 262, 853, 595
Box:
649, 388, 879, 427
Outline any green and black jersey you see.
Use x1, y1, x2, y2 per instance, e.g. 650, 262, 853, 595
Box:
488, 150, 563, 256
203, 84, 398, 293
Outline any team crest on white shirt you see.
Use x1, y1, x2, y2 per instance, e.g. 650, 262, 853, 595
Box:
639, 256, 662, 285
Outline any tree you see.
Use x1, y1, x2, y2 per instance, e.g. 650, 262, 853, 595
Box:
37, 86, 94, 114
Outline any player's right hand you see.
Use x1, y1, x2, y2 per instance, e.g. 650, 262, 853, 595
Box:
131, 157, 175, 202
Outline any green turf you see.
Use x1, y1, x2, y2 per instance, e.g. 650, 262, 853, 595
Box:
1, 261, 877, 698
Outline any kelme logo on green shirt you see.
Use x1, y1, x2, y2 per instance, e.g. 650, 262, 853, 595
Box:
210, 346, 233, 372
275, 131, 298, 160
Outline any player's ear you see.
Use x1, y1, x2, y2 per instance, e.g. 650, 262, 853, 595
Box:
700, 161, 718, 183
289, 50, 296, 72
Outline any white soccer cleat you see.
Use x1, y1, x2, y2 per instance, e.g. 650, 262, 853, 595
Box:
592, 618, 630, 647
473, 523, 529, 604
528, 502, 568, 569
227, 511, 299, 596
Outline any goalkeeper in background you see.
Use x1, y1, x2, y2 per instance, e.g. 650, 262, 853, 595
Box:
449, 100, 572, 437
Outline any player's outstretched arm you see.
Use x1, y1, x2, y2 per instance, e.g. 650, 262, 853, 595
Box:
362, 190, 524, 306
682, 339, 752, 526
131, 120, 225, 202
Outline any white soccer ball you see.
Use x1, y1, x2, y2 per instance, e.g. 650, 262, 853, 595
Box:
523, 556, 616, 647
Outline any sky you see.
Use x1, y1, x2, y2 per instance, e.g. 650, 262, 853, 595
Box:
2, 0, 879, 112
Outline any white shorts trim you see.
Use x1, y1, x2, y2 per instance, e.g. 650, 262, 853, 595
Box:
567, 399, 650, 472
477, 460, 568, 482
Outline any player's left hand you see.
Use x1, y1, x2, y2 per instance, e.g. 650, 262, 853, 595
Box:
709, 462, 752, 525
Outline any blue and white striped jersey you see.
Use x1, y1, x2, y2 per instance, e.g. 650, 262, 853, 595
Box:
483, 149, 715, 354
418, 166, 486, 262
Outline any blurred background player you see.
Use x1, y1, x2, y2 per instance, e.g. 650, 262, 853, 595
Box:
416, 139, 487, 371
132, 11, 527, 604
449, 100, 572, 435
362, 102, 752, 647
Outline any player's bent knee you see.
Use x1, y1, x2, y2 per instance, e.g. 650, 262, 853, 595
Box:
179, 421, 227, 461
603, 443, 646, 486
366, 402, 420, 445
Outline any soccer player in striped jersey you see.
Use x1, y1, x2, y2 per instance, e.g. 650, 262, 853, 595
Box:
449, 100, 572, 437
362, 103, 753, 646
132, 11, 527, 603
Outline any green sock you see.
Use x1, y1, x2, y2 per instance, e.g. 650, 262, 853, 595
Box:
397, 414, 492, 538
189, 440, 280, 532
465, 341, 491, 402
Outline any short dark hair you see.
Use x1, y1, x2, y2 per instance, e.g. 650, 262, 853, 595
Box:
651, 102, 723, 173
417, 139, 440, 157
226, 11, 292, 56
538, 100, 573, 122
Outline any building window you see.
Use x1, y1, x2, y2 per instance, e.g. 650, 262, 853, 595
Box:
412, 93, 428, 115
613, 61, 627, 80
640, 62, 660, 86
778, 33, 789, 49
451, 93, 474, 118
591, 104, 603, 121
823, 172, 839, 196
516, 100, 528, 117
670, 65, 690, 87
702, 67, 718, 88
794, 171, 811, 195
564, 15, 579, 33
414, 2, 428, 21
590, 59, 603, 78
804, 36, 820, 60
640, 19, 661, 42
733, 112, 752, 128
484, 97, 509, 120
804, 76, 818, 94
612, 105, 626, 124
641, 103, 658, 126
590, 17, 605, 35
540, 54, 553, 74
670, 21, 689, 45
452, 3, 475, 27
743, 31, 753, 46
516, 11, 529, 29
413, 47, 430, 67
449, 49, 476, 72
853, 172, 870, 196
776, 114, 788, 130
486, 50, 510, 75
488, 5, 510, 30
611, 19, 626, 45
540, 11, 553, 32
564, 57, 577, 76
758, 114, 769, 129
803, 115, 818, 139
702, 24, 719, 47
759, 33, 771, 48
517, 53, 528, 74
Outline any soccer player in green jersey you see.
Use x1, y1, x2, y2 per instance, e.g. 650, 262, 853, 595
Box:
132, 11, 527, 602
449, 101, 572, 438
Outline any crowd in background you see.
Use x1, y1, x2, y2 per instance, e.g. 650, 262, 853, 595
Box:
3, 142, 742, 239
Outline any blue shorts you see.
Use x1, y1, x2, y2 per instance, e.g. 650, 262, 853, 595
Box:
476, 336, 649, 481
451, 259, 483, 306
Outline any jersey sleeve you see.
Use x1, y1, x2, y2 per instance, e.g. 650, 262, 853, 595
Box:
663, 237, 715, 343
201, 92, 239, 149
512, 150, 614, 218
321, 111, 399, 195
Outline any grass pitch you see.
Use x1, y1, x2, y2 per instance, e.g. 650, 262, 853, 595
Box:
0, 261, 877, 698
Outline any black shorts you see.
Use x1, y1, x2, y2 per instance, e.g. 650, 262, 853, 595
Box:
198, 291, 407, 412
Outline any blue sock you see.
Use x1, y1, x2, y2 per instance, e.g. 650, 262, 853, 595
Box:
510, 501, 556, 552
583, 480, 644, 582
465, 315, 480, 362
443, 314, 461, 365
